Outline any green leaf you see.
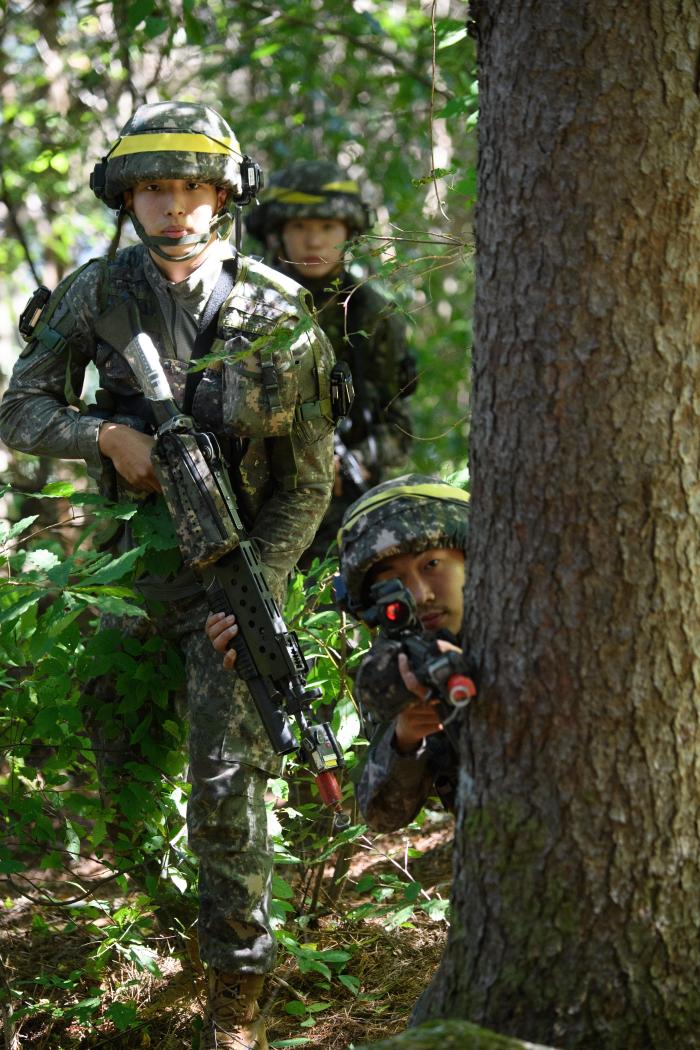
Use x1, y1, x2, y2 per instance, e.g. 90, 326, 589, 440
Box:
40, 481, 75, 498
0, 857, 26, 874
251, 42, 282, 59
314, 950, 350, 964
106, 1000, 138, 1031
83, 594, 146, 618
82, 545, 146, 585
284, 1000, 307, 1017
272, 874, 295, 900
6, 515, 40, 540
437, 96, 474, 118
145, 15, 168, 38
183, 9, 205, 44
438, 27, 468, 49
421, 898, 450, 921
126, 0, 155, 30
338, 974, 360, 995
383, 904, 415, 929
0, 590, 44, 625
298, 959, 331, 980
128, 942, 162, 975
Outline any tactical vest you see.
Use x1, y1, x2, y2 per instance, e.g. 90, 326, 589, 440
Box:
32, 245, 336, 499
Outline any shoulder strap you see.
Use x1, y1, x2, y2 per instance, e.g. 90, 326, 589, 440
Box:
31, 260, 104, 355
184, 256, 238, 414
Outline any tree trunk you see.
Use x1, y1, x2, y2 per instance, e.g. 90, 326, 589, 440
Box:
420, 2, 700, 1047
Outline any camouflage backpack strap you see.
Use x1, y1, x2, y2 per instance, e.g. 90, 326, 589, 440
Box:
19, 259, 100, 358
183, 256, 238, 414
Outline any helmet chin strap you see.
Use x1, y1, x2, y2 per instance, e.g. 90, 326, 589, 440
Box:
128, 209, 234, 263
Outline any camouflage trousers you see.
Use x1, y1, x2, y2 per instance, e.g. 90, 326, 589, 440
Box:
82, 592, 283, 974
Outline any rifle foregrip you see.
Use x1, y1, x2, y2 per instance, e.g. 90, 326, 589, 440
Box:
204, 579, 297, 755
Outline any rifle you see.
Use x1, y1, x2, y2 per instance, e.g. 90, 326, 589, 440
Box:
120, 332, 348, 827
333, 430, 368, 498
361, 577, 476, 746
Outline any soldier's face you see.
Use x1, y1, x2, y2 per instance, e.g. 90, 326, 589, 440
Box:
373, 547, 465, 637
125, 179, 227, 257
280, 218, 348, 279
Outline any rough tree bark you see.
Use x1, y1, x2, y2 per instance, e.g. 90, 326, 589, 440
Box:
411, 3, 700, 1049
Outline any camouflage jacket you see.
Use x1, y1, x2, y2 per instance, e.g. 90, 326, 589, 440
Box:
276, 264, 416, 484
352, 635, 458, 833
0, 243, 335, 594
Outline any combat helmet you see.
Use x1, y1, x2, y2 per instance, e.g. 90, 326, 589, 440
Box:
90, 101, 263, 260
246, 160, 371, 245
336, 474, 470, 617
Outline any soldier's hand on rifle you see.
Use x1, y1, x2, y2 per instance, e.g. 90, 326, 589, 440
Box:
205, 611, 239, 671
393, 640, 462, 754
98, 423, 162, 493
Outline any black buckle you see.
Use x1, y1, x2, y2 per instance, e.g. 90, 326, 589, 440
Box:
330, 360, 354, 421
18, 285, 51, 340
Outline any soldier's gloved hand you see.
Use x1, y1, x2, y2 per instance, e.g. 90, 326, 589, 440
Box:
205, 611, 239, 671
98, 423, 162, 494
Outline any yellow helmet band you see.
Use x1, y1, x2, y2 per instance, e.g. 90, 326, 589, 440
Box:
337, 483, 470, 546
108, 132, 242, 160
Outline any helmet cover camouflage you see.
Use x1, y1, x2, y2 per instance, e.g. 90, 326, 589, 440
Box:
246, 160, 370, 242
95, 101, 246, 209
337, 474, 470, 612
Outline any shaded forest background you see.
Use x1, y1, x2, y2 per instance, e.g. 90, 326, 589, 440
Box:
0, 2, 476, 1048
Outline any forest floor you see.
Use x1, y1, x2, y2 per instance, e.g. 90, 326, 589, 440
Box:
0, 810, 454, 1050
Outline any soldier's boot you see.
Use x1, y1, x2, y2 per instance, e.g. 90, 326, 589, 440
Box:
202, 970, 269, 1049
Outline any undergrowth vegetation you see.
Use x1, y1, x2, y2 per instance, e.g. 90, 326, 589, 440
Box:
0, 483, 454, 1048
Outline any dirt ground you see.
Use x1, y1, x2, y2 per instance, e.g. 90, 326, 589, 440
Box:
0, 812, 454, 1050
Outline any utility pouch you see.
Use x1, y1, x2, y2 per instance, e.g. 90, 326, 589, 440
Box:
222, 333, 298, 437
151, 426, 242, 571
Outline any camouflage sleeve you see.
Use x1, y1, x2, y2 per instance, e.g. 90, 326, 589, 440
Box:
0, 265, 104, 469
249, 424, 333, 589
353, 721, 436, 833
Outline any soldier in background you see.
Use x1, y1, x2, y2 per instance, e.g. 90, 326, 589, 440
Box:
246, 160, 418, 565
0, 102, 337, 1050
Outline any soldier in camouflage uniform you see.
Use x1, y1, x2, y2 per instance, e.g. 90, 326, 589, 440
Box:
335, 475, 470, 833
0, 102, 337, 1050
246, 160, 418, 564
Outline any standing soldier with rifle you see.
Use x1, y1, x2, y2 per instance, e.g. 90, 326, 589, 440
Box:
0, 101, 340, 1050
245, 160, 418, 565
